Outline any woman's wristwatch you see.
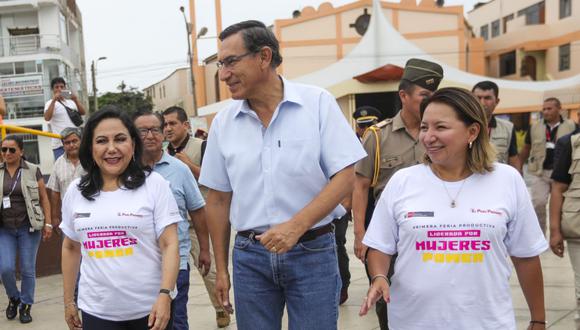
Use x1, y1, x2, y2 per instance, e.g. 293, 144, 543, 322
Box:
44, 223, 53, 229
159, 288, 177, 300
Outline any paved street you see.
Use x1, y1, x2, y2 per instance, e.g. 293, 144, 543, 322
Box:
0, 222, 577, 329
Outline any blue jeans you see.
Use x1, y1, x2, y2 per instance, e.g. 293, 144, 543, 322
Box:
53, 147, 64, 160
173, 266, 190, 330
233, 231, 340, 330
0, 225, 42, 305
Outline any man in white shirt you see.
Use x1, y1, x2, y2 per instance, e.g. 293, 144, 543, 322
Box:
200, 20, 366, 329
47, 127, 85, 231
43, 77, 86, 160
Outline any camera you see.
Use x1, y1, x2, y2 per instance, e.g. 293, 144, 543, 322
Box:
61, 90, 72, 99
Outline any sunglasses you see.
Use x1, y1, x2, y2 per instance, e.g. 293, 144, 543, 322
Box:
1, 147, 17, 154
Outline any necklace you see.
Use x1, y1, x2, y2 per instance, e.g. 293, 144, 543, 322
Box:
432, 167, 469, 208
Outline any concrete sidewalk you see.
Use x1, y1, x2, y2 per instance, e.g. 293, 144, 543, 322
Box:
0, 224, 577, 329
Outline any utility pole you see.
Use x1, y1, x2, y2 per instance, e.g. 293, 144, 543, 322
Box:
91, 60, 97, 113
180, 6, 198, 117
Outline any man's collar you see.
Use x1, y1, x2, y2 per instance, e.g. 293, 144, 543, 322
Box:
544, 116, 564, 127
489, 116, 497, 128
168, 134, 190, 155
156, 151, 171, 166
392, 111, 406, 131
234, 76, 303, 118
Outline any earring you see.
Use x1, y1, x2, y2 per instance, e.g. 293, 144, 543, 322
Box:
468, 141, 473, 149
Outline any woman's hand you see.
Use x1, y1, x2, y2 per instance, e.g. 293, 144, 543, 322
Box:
148, 294, 172, 330
64, 303, 82, 330
359, 276, 390, 316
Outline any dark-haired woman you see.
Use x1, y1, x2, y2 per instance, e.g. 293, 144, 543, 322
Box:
0, 135, 52, 324
60, 106, 181, 330
359, 88, 547, 330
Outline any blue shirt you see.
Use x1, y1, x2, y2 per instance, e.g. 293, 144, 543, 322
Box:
199, 77, 366, 231
153, 152, 205, 270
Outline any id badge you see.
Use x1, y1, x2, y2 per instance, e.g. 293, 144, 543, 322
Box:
3, 196, 11, 209
546, 142, 556, 149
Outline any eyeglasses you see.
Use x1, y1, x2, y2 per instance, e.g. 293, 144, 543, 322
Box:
138, 127, 162, 137
1, 147, 17, 154
216, 51, 255, 70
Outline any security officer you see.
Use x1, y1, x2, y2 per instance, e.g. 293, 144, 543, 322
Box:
472, 80, 521, 173
549, 126, 580, 329
352, 58, 443, 330
353, 106, 382, 139
334, 106, 383, 305
520, 97, 576, 234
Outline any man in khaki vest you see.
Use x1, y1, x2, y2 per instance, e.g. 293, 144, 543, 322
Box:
162, 106, 230, 328
472, 81, 521, 173
520, 97, 576, 234
353, 58, 443, 330
549, 126, 580, 329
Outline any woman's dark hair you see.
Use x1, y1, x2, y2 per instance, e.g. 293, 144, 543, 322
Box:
78, 105, 147, 200
2, 134, 24, 150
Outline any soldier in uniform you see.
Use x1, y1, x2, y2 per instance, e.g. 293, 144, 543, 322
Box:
352, 58, 443, 330
472, 80, 521, 173
520, 97, 576, 234
550, 126, 580, 330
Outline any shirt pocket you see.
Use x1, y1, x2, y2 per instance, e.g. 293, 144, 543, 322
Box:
278, 138, 318, 176
378, 155, 404, 183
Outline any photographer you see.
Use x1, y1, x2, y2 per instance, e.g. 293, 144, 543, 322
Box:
44, 77, 86, 160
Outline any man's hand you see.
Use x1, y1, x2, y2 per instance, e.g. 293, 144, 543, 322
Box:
550, 230, 565, 258
215, 271, 234, 314
256, 221, 305, 254
354, 230, 368, 261
148, 294, 172, 330
42, 225, 53, 242
53, 90, 63, 102
174, 152, 192, 165
197, 248, 211, 276
70, 94, 78, 102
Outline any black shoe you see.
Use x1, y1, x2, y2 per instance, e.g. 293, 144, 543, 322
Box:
5, 297, 20, 320
19, 304, 32, 323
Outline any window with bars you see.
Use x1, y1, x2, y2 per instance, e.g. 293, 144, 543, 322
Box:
559, 44, 571, 71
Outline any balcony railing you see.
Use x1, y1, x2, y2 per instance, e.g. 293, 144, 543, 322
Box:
0, 34, 61, 57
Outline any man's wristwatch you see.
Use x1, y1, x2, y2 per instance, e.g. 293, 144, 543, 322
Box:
159, 288, 177, 300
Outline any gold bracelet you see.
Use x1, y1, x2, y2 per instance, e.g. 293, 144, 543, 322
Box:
371, 274, 389, 285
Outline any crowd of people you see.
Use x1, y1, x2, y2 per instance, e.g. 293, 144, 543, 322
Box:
0, 18, 579, 330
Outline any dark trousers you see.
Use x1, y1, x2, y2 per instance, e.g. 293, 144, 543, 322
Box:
363, 190, 389, 330
333, 215, 351, 290
81, 305, 174, 330
173, 266, 190, 330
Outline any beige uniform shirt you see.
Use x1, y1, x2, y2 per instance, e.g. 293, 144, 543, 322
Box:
355, 111, 424, 200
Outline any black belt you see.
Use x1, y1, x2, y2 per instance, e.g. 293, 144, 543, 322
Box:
237, 223, 333, 243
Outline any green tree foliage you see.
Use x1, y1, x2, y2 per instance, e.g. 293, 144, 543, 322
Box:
88, 81, 152, 114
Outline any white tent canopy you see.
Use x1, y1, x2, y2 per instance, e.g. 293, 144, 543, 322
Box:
198, 0, 580, 117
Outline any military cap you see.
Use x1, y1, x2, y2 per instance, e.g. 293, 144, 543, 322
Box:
353, 106, 381, 125
60, 127, 82, 140
401, 58, 443, 92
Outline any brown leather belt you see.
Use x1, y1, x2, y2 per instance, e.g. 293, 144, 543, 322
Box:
237, 223, 333, 243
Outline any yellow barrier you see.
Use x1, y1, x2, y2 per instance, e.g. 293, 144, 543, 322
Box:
0, 124, 61, 140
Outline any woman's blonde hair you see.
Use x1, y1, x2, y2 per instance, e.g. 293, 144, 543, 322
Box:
420, 87, 496, 173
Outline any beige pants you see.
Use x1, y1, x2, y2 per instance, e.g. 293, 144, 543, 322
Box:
530, 170, 552, 234
189, 228, 221, 311
568, 240, 580, 330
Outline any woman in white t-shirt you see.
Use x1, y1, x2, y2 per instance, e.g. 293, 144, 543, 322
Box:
359, 87, 548, 330
60, 106, 181, 330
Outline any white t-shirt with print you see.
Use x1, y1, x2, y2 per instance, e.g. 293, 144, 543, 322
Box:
44, 98, 77, 149
60, 172, 181, 321
363, 163, 548, 330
